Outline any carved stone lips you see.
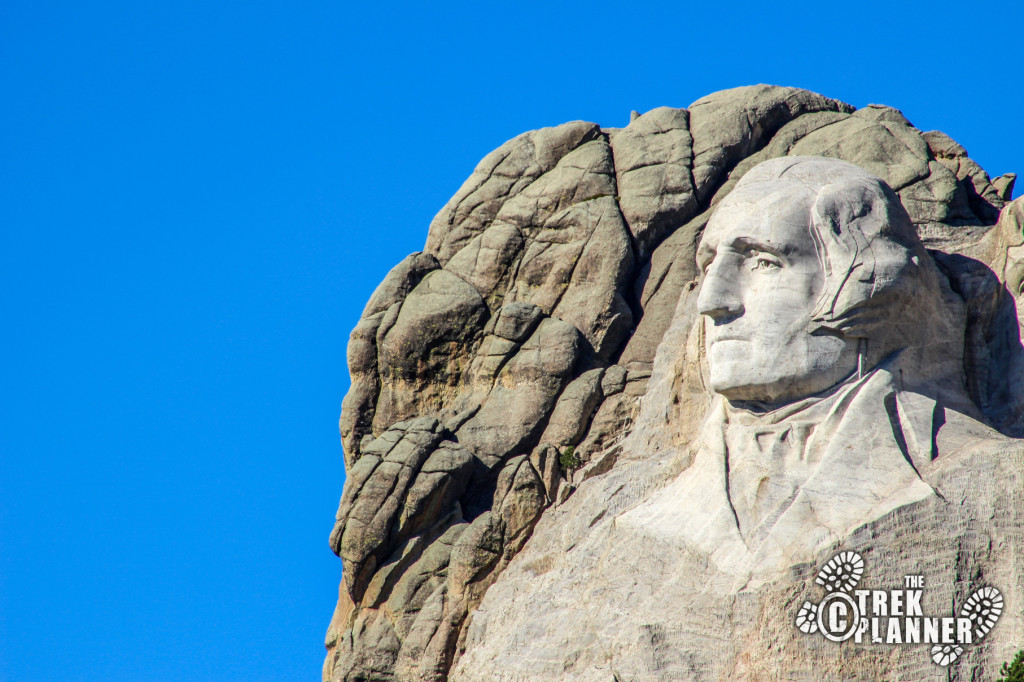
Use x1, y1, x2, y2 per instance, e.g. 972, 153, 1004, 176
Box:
706, 333, 749, 345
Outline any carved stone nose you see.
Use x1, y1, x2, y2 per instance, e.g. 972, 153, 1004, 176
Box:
697, 266, 744, 320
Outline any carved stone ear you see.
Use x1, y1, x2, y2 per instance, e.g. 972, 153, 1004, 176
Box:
804, 175, 948, 376
807, 178, 905, 329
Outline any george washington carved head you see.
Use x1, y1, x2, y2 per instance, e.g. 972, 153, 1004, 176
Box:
696, 156, 944, 405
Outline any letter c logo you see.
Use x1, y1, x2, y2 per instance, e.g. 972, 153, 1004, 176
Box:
816, 592, 860, 642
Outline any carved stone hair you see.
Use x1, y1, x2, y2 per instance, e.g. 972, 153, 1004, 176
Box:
727, 156, 949, 370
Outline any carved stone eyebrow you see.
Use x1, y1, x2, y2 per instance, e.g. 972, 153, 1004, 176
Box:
697, 235, 786, 272
732, 236, 786, 259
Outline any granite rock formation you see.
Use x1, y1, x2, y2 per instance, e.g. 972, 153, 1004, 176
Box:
324, 85, 1023, 681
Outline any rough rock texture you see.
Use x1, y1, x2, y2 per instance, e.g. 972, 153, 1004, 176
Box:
325, 85, 1022, 681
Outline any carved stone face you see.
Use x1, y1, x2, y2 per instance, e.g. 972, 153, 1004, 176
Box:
696, 183, 859, 405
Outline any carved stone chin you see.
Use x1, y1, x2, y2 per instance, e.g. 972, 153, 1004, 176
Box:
325, 86, 1024, 682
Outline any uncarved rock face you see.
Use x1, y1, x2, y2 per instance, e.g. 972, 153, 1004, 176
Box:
697, 176, 857, 404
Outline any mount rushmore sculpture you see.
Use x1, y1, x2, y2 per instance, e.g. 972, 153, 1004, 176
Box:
324, 86, 1023, 681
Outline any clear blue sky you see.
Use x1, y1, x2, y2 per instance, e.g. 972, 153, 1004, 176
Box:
1, 1, 1020, 680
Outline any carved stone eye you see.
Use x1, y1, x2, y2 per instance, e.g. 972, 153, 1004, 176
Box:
753, 256, 781, 270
